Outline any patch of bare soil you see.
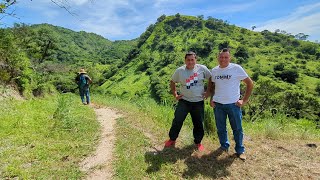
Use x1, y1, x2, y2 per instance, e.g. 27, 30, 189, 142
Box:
80, 104, 122, 180
0, 85, 24, 101
144, 131, 320, 179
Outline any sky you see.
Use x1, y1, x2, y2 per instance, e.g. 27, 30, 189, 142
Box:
1, 0, 320, 42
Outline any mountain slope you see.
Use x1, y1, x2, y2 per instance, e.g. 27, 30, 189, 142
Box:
0, 23, 136, 95
99, 14, 320, 122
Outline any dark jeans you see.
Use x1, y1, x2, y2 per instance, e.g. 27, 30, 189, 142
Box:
214, 102, 244, 154
169, 99, 204, 144
79, 88, 90, 104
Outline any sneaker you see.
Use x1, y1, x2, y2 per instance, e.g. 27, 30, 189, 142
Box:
196, 143, 205, 151
164, 139, 175, 147
238, 153, 246, 161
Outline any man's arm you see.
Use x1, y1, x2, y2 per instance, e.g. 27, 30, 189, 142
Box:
170, 80, 183, 100
203, 77, 213, 99
88, 77, 93, 84
86, 75, 93, 84
236, 77, 253, 107
208, 77, 216, 107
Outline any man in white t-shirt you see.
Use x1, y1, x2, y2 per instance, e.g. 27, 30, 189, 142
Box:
164, 51, 212, 151
210, 48, 253, 160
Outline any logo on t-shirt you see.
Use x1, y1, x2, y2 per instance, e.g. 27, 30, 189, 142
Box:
214, 75, 232, 80
186, 73, 199, 89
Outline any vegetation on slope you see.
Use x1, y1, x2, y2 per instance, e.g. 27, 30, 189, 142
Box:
99, 14, 320, 123
0, 94, 99, 179
0, 23, 136, 97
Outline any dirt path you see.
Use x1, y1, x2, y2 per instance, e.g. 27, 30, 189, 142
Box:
80, 105, 122, 180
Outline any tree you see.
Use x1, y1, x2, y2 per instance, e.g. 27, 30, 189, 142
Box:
218, 41, 229, 50
197, 15, 204, 20
246, 77, 284, 121
251, 26, 256, 30
282, 90, 320, 120
316, 83, 320, 96
157, 14, 166, 23
234, 46, 249, 60
295, 33, 309, 40
0, 0, 17, 20
275, 68, 299, 84
273, 62, 285, 71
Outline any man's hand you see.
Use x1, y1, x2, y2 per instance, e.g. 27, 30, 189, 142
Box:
175, 94, 183, 100
210, 100, 215, 108
236, 99, 247, 107
202, 91, 210, 99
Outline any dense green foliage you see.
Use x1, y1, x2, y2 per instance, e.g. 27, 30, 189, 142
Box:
0, 23, 136, 96
0, 12, 319, 178
1, 14, 319, 123
98, 14, 320, 123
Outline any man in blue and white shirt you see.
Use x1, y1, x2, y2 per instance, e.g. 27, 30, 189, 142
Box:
210, 48, 253, 160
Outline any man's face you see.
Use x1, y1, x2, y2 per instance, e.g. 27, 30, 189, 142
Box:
218, 52, 231, 68
185, 55, 196, 69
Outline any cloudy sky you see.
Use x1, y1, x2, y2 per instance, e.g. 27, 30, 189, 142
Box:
1, 0, 320, 41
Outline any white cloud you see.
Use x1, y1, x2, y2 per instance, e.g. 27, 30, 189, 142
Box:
5, 0, 319, 41
153, 0, 191, 8
71, 0, 261, 40
294, 2, 320, 16
68, 0, 90, 6
75, 0, 150, 39
202, 1, 257, 14
255, 2, 320, 41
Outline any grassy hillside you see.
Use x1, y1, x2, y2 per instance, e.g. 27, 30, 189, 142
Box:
98, 14, 320, 123
0, 23, 136, 96
0, 93, 99, 179
0, 13, 319, 178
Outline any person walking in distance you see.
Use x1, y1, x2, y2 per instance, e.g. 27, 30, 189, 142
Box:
164, 51, 212, 151
75, 68, 92, 105
210, 48, 253, 160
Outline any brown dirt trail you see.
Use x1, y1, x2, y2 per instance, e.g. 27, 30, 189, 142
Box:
80, 105, 122, 180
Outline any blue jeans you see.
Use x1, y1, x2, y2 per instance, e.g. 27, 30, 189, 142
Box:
169, 99, 204, 144
79, 88, 90, 104
214, 102, 244, 154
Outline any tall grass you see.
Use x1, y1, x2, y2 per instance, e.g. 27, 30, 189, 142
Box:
244, 113, 320, 140
0, 93, 100, 179
93, 94, 320, 141
92, 94, 320, 179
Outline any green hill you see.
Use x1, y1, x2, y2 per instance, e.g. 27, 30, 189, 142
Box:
0, 13, 319, 179
1, 15, 319, 122
0, 23, 136, 96
98, 14, 320, 122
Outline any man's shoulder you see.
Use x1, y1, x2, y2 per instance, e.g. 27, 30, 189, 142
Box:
230, 63, 243, 69
211, 65, 220, 71
196, 64, 208, 69
176, 65, 186, 71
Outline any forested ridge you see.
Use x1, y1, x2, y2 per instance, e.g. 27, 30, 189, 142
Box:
98, 14, 320, 123
0, 23, 136, 96
1, 14, 320, 124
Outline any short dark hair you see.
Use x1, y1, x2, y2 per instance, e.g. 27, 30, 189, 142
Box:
220, 48, 230, 53
185, 51, 197, 59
